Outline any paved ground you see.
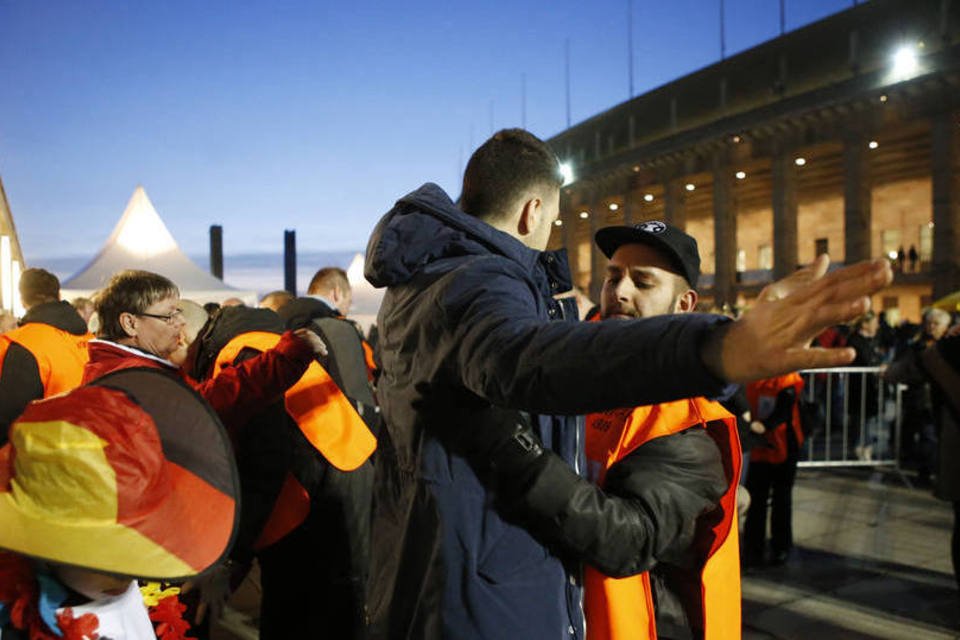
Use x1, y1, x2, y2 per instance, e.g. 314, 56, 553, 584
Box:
742, 467, 958, 639
214, 467, 959, 639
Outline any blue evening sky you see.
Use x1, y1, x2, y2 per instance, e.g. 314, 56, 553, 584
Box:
1, 0, 856, 263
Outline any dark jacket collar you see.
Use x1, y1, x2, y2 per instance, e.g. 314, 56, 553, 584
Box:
82, 340, 178, 385
193, 306, 284, 379
364, 183, 570, 292
20, 300, 89, 335
277, 296, 339, 329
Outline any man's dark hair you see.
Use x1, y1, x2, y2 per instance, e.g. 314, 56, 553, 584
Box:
19, 268, 60, 309
460, 129, 563, 223
308, 267, 350, 296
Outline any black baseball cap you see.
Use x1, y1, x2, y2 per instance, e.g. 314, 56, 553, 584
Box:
595, 221, 701, 289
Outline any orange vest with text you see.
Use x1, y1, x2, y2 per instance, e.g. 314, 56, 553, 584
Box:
212, 331, 376, 549
747, 372, 804, 465
0, 323, 91, 397
584, 397, 742, 640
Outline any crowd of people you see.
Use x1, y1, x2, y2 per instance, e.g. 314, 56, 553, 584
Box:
2, 128, 957, 640
809, 305, 956, 481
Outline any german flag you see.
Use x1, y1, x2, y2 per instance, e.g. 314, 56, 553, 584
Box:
0, 368, 239, 581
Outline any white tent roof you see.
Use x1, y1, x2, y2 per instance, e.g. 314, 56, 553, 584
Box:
346, 252, 384, 332
61, 186, 256, 305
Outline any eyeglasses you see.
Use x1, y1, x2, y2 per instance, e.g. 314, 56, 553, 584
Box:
134, 309, 184, 325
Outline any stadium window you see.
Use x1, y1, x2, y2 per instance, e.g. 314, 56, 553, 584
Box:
919, 224, 933, 262
758, 244, 772, 270
881, 229, 901, 259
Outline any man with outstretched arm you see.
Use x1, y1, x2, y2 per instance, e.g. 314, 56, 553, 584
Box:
363, 128, 891, 640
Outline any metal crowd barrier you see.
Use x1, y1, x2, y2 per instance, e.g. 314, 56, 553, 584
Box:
796, 367, 905, 469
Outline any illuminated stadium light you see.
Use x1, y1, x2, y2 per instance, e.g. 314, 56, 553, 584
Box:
868, 140, 879, 150
559, 162, 575, 186
735, 171, 747, 180
891, 45, 919, 80
685, 183, 696, 192
608, 203, 619, 211
579, 211, 589, 219
794, 157, 806, 166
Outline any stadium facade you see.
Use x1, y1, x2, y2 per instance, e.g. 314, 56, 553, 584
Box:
547, 0, 960, 322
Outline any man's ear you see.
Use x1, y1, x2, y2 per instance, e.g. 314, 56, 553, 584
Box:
676, 289, 698, 313
517, 197, 542, 238
119, 312, 138, 338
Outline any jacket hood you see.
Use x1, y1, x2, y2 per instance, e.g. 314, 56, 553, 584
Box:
364, 183, 570, 291
20, 300, 89, 336
277, 296, 337, 330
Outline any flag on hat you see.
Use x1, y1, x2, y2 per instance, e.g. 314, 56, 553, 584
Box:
0, 367, 239, 581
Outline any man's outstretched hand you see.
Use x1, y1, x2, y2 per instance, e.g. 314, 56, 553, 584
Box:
702, 255, 892, 383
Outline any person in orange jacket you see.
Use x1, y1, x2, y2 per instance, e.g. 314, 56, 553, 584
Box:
0, 268, 92, 443
584, 222, 742, 640
742, 372, 804, 567
189, 305, 376, 640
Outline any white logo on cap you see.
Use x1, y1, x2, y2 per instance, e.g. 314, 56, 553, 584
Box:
636, 221, 666, 234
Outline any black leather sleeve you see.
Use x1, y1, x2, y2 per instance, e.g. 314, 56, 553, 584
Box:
0, 342, 44, 445
455, 406, 727, 578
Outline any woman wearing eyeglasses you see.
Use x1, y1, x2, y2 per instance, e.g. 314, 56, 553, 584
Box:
82, 269, 326, 432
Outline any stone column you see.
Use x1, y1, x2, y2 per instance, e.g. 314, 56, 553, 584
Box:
931, 110, 960, 299
772, 150, 799, 279
622, 175, 635, 226
713, 153, 736, 308
843, 133, 872, 264
589, 185, 605, 300
664, 178, 687, 230
559, 189, 576, 276
567, 190, 588, 289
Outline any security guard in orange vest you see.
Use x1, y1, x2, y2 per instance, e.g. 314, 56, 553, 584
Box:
191, 305, 376, 640
585, 222, 742, 640
0, 268, 91, 443
742, 372, 804, 567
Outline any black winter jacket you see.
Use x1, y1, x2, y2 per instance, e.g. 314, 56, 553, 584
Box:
363, 183, 730, 640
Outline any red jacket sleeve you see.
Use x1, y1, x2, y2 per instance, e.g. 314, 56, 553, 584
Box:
197, 331, 315, 432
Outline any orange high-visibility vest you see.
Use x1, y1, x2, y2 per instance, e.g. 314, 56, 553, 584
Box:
584, 398, 742, 640
747, 372, 804, 465
213, 331, 377, 548
0, 323, 91, 397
